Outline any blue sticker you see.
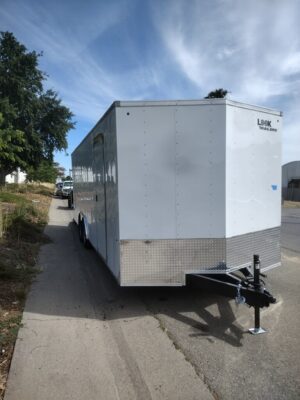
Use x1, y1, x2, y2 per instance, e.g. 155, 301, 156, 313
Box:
271, 185, 278, 191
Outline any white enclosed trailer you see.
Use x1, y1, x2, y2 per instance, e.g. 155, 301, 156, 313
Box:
72, 99, 282, 287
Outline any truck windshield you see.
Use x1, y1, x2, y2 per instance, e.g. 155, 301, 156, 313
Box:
63, 181, 73, 188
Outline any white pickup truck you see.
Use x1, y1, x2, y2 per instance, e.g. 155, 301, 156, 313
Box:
61, 180, 73, 199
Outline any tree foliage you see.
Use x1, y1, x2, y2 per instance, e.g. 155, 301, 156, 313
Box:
0, 112, 26, 182
26, 160, 60, 183
0, 31, 75, 183
205, 88, 228, 99
55, 163, 66, 179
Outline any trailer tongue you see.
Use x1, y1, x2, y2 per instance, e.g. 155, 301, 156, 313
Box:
187, 255, 276, 334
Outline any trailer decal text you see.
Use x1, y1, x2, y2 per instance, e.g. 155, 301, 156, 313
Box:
257, 119, 277, 132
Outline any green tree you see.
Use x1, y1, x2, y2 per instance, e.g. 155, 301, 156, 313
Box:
54, 162, 66, 179
26, 160, 59, 183
0, 31, 75, 184
0, 111, 26, 183
205, 88, 228, 99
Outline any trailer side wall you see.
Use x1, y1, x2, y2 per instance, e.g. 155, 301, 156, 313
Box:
225, 105, 282, 271
226, 105, 282, 236
72, 108, 120, 281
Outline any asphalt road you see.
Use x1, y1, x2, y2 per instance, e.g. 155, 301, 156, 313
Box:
5, 200, 300, 400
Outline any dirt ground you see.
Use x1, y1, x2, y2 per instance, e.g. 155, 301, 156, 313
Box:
283, 200, 300, 208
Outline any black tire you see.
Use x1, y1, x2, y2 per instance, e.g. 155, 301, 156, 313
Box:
68, 191, 73, 209
79, 219, 91, 248
79, 219, 84, 242
82, 225, 91, 249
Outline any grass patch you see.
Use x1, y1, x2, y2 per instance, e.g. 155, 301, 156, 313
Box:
0, 315, 23, 349
1, 189, 50, 236
0, 192, 29, 205
0, 183, 52, 399
4, 183, 53, 197
0, 259, 40, 283
0, 261, 20, 281
13, 218, 40, 242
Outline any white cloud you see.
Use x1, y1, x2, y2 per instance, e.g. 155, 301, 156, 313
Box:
281, 53, 300, 76
154, 0, 300, 100
1, 0, 300, 165
0, 0, 164, 123
153, 0, 300, 163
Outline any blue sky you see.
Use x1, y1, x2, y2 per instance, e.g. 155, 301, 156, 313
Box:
1, 0, 300, 173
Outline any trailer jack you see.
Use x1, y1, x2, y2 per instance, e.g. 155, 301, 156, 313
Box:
186, 255, 276, 335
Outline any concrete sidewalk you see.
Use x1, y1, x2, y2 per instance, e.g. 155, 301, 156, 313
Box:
5, 199, 214, 400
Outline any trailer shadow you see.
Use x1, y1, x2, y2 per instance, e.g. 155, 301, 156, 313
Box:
56, 205, 72, 210
138, 288, 245, 347
26, 221, 246, 348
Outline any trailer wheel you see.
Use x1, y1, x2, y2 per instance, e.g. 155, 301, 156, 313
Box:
80, 219, 91, 249
68, 191, 74, 209
82, 228, 91, 249
78, 219, 84, 242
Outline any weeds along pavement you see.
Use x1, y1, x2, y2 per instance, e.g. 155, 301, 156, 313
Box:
0, 184, 52, 400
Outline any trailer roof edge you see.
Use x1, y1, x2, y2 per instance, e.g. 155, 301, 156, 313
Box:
71, 101, 119, 156
115, 99, 282, 116
71, 99, 282, 156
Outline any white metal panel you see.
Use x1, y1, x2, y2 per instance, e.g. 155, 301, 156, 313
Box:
103, 110, 120, 278
117, 104, 226, 239
93, 135, 107, 258
116, 106, 177, 239
225, 105, 282, 237
174, 105, 226, 238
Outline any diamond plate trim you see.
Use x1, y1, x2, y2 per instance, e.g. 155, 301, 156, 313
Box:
120, 227, 281, 286
226, 227, 281, 273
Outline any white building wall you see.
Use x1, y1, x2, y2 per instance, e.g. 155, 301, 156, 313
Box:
282, 161, 300, 188
5, 168, 27, 184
